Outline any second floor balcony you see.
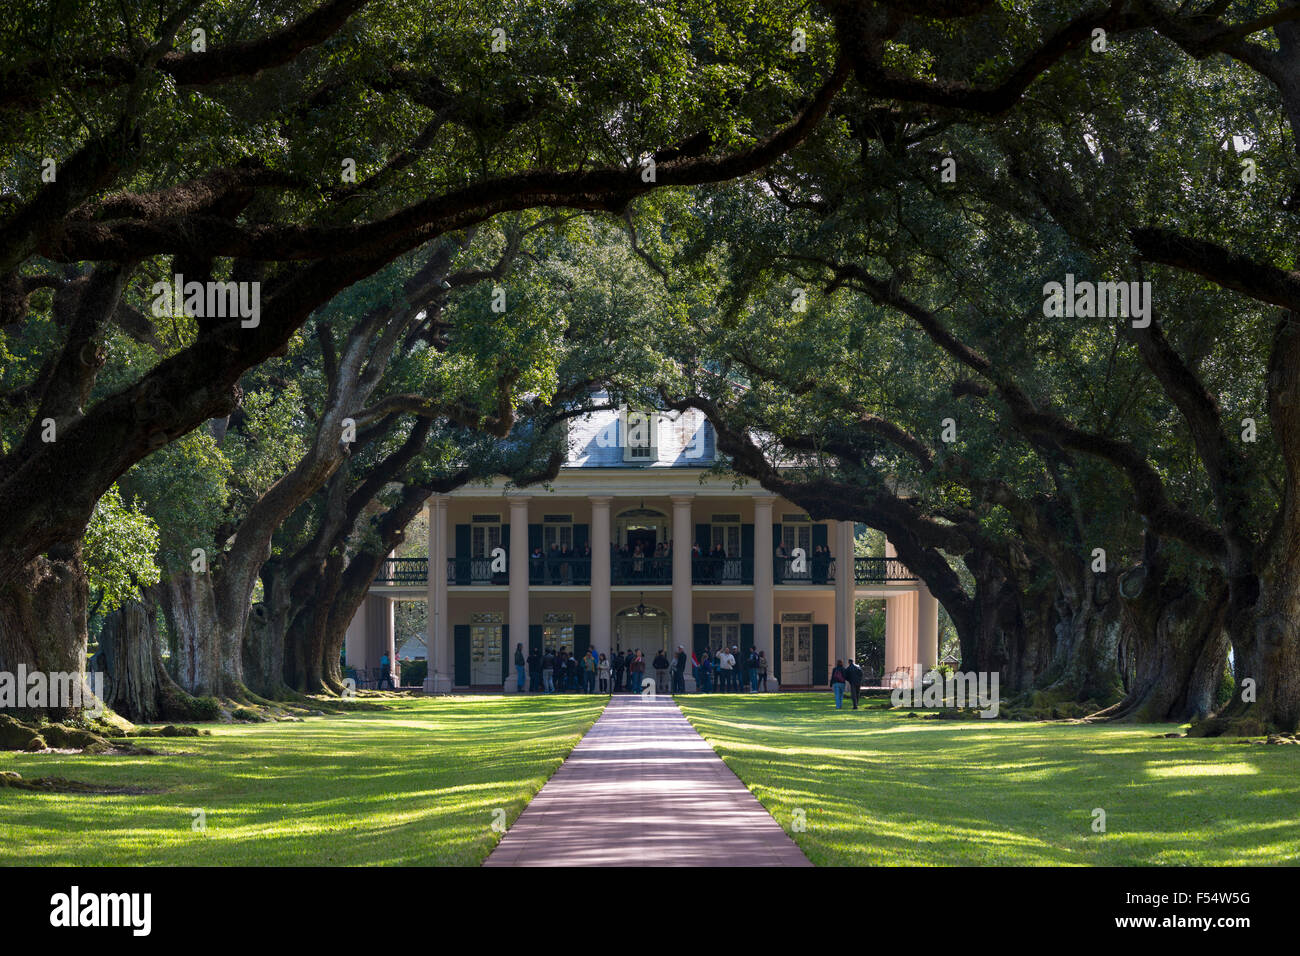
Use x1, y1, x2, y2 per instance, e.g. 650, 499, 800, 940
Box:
375, 554, 919, 587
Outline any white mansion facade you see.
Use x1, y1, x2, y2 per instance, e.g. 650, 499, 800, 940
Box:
346, 405, 939, 691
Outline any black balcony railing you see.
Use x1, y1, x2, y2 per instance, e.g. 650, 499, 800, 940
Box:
447, 556, 509, 585
855, 557, 918, 583
375, 557, 428, 584
376, 553, 918, 587
690, 556, 746, 585
773, 555, 837, 585
612, 554, 672, 585
529, 555, 591, 585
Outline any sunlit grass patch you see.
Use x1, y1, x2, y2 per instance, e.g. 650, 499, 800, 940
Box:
0, 695, 607, 866
676, 693, 1300, 866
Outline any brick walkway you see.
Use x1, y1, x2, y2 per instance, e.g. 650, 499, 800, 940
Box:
484, 695, 811, 867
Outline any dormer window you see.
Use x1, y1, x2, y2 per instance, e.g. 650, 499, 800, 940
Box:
623, 409, 657, 463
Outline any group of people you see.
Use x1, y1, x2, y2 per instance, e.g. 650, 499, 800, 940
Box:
829, 658, 865, 709
690, 644, 769, 693
513, 643, 771, 695
773, 542, 835, 584
529, 543, 592, 585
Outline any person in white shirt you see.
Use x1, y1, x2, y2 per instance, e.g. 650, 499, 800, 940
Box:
716, 647, 734, 692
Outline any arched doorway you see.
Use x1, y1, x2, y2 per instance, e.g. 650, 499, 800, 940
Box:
614, 603, 669, 657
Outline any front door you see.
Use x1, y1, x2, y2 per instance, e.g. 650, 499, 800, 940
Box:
781, 615, 813, 685
615, 608, 668, 658
470, 613, 503, 685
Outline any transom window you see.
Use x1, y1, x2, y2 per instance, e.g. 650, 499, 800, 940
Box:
543, 611, 575, 652
709, 611, 741, 648
542, 514, 573, 552
471, 514, 502, 558
711, 514, 741, 556
782, 514, 811, 554
781, 612, 812, 664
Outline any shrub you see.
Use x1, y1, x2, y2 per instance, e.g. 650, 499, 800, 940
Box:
400, 660, 427, 686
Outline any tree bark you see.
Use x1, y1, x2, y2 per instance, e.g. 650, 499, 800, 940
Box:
1092, 561, 1229, 724
94, 593, 202, 723
0, 548, 88, 720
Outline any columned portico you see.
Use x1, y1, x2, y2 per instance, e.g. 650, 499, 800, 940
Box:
834, 520, 855, 664
590, 496, 612, 650
918, 581, 939, 670
425, 496, 452, 693
506, 497, 529, 693
671, 495, 693, 654
753, 496, 774, 674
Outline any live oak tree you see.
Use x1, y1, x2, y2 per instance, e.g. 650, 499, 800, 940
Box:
0, 0, 847, 704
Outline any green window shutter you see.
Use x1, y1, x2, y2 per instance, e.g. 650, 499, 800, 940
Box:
574, 625, 591, 659
813, 623, 829, 686
773, 624, 781, 681
693, 622, 709, 657
695, 523, 710, 553
741, 523, 754, 584
740, 623, 754, 660
528, 624, 543, 656
573, 524, 589, 552
528, 523, 543, 552
813, 523, 828, 550
454, 525, 471, 584
453, 625, 471, 686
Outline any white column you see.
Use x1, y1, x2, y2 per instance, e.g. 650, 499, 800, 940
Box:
425, 496, 451, 693
507, 497, 529, 694
590, 496, 612, 654
753, 497, 774, 687
834, 520, 855, 664
918, 582, 939, 671
671, 495, 693, 659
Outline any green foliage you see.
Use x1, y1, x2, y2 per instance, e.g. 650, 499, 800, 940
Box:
83, 485, 160, 613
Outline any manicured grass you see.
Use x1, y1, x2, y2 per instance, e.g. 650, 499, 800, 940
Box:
0, 695, 607, 866
676, 693, 1300, 866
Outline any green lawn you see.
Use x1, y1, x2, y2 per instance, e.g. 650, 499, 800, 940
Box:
676, 693, 1300, 866
0, 695, 607, 866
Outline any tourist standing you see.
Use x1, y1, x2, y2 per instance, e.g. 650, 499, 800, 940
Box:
542, 647, 556, 692
845, 658, 863, 710
527, 646, 541, 692
758, 651, 768, 692
747, 646, 761, 693
611, 650, 624, 692
514, 642, 526, 693
379, 652, 393, 689
584, 651, 597, 693
653, 649, 669, 693
598, 653, 610, 692
674, 646, 688, 694
831, 659, 847, 710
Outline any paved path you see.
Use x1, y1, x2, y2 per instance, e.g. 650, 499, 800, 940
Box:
484, 695, 810, 867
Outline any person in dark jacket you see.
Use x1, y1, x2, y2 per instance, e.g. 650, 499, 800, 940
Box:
527, 647, 541, 692
653, 650, 670, 693
845, 658, 864, 709
611, 650, 624, 692
673, 647, 688, 694
542, 648, 556, 693
514, 642, 527, 693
